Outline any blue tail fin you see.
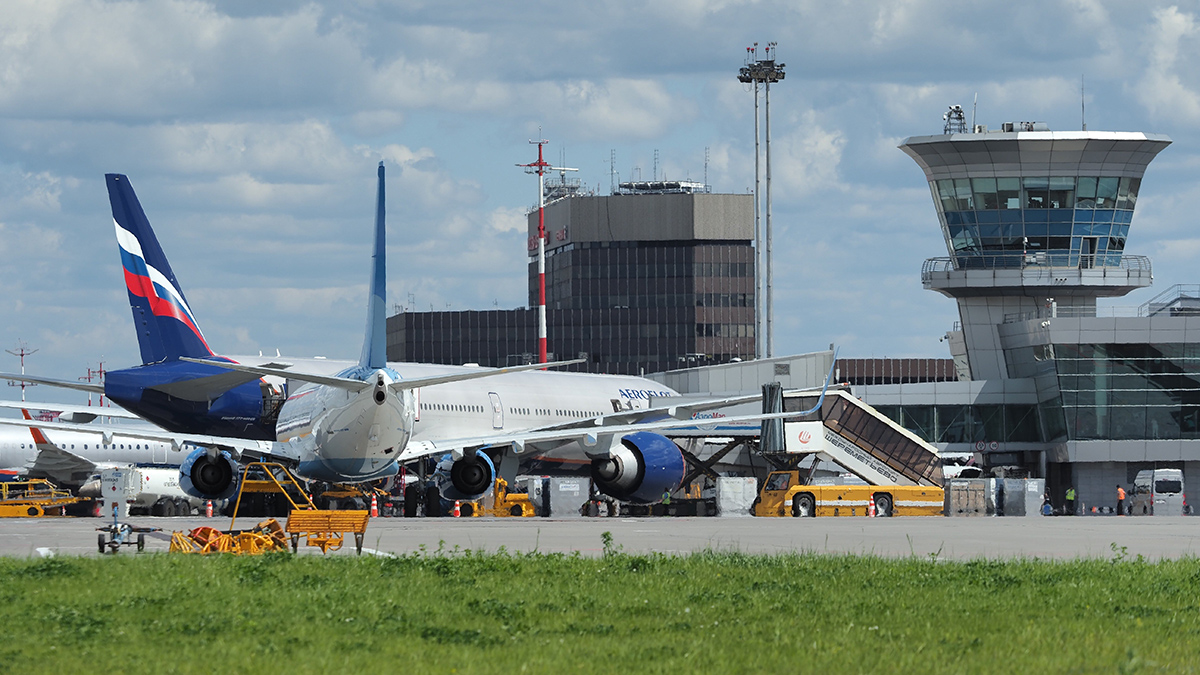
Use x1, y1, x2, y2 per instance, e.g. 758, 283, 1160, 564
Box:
359, 162, 387, 370
107, 174, 213, 364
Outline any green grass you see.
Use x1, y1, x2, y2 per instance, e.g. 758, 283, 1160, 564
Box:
2, 539, 1198, 673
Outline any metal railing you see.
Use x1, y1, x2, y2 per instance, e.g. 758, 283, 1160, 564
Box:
1139, 284, 1200, 317
1003, 305, 1146, 323
922, 253, 1152, 276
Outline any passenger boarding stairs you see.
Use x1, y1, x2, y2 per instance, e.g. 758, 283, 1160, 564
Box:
777, 390, 943, 487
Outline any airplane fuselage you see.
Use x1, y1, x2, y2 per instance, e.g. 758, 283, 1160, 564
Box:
276, 366, 414, 482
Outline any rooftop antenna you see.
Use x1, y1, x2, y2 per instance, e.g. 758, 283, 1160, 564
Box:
5, 341, 38, 402
704, 146, 710, 191
653, 149, 659, 181
971, 92, 978, 131
609, 149, 617, 194
1081, 75, 1087, 131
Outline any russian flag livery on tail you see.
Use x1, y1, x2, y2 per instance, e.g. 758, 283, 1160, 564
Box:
107, 174, 212, 365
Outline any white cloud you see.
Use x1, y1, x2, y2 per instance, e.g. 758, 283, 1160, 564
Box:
1135, 6, 1200, 124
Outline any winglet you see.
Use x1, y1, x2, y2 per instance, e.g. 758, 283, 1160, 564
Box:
359, 162, 387, 370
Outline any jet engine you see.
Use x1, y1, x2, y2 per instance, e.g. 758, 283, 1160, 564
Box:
591, 431, 685, 504
433, 450, 496, 502
179, 446, 239, 501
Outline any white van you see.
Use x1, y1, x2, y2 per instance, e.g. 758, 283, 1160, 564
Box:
1130, 468, 1187, 516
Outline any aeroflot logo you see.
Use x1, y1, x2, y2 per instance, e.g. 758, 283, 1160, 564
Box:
617, 388, 674, 400
798, 430, 812, 444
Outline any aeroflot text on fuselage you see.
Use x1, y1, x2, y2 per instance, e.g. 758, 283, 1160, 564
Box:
617, 389, 674, 400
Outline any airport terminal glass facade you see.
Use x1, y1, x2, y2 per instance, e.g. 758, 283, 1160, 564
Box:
1003, 342, 1200, 441
932, 176, 1139, 268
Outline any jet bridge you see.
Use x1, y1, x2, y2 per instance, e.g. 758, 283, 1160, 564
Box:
780, 390, 943, 487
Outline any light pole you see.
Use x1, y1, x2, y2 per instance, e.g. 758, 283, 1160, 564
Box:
738, 43, 785, 358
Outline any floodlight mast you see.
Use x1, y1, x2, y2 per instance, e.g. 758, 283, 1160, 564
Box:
737, 43, 785, 358
518, 139, 577, 366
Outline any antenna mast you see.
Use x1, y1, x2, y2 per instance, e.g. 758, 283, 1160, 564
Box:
517, 138, 578, 365
5, 341, 38, 402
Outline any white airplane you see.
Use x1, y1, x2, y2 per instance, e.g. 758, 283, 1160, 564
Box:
0, 165, 835, 507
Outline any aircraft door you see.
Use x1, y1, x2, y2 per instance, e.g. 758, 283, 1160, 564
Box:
489, 392, 504, 429
154, 442, 167, 463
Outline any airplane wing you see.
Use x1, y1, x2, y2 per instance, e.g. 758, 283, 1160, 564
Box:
0, 417, 294, 462
0, 372, 104, 394
0, 399, 143, 423
400, 356, 839, 462
179, 356, 587, 393
24, 443, 100, 484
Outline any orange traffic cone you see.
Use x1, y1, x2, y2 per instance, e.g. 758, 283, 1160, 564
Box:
453, 500, 461, 517
868, 494, 876, 518
205, 500, 213, 518
370, 494, 379, 518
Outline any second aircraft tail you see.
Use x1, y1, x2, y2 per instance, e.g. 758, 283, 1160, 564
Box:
106, 174, 213, 365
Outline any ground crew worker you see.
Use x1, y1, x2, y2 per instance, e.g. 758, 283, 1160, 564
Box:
1066, 486, 1076, 515
1117, 484, 1126, 515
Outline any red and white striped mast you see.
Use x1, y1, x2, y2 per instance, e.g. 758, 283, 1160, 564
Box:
518, 138, 576, 365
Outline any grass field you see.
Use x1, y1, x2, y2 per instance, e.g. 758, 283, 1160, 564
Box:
2, 537, 1198, 673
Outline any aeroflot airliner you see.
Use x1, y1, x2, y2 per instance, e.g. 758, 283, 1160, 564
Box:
1, 166, 834, 506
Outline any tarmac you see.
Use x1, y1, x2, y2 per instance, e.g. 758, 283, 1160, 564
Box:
5, 514, 1200, 560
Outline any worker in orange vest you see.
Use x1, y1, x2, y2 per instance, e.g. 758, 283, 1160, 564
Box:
1117, 484, 1126, 516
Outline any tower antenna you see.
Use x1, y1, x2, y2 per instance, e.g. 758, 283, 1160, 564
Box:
1081, 75, 1087, 131
971, 92, 978, 131
5, 341, 38, 402
517, 138, 577, 365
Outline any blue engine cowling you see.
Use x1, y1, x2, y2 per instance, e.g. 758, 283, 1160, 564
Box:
591, 431, 685, 504
433, 451, 496, 502
179, 446, 239, 501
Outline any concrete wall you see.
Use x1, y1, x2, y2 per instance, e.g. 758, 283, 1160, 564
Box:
532, 193, 754, 249
645, 350, 832, 395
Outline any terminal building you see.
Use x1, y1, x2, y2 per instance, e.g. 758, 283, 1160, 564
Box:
854, 118, 1198, 512
387, 181, 756, 375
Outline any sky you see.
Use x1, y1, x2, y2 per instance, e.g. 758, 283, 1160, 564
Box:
3, 0, 1200, 404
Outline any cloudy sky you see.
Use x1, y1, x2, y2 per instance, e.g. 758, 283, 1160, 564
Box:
3, 0, 1200, 401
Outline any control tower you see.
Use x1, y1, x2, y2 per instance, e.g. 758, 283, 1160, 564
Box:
901, 122, 1171, 379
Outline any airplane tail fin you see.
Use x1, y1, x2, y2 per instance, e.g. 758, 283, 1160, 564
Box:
106, 174, 213, 364
359, 162, 387, 370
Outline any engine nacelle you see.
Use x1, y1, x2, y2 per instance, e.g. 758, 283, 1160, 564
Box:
591, 431, 685, 504
433, 451, 496, 502
179, 446, 239, 501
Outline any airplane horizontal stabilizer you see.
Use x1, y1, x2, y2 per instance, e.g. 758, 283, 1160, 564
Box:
0, 372, 104, 394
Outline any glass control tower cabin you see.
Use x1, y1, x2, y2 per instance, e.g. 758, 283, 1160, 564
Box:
859, 117, 1199, 514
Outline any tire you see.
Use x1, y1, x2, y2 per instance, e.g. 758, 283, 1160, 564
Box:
460, 503, 474, 517
176, 499, 191, 516
874, 494, 893, 517
150, 499, 165, 517
162, 500, 176, 518
404, 485, 420, 518
136, 534, 145, 552
510, 504, 523, 517
792, 493, 815, 518
424, 485, 441, 517
98, 533, 107, 554
27, 506, 39, 517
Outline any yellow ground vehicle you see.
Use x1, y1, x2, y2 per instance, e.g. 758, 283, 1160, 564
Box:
0, 478, 80, 517
490, 478, 535, 517
462, 478, 534, 517
753, 470, 943, 517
